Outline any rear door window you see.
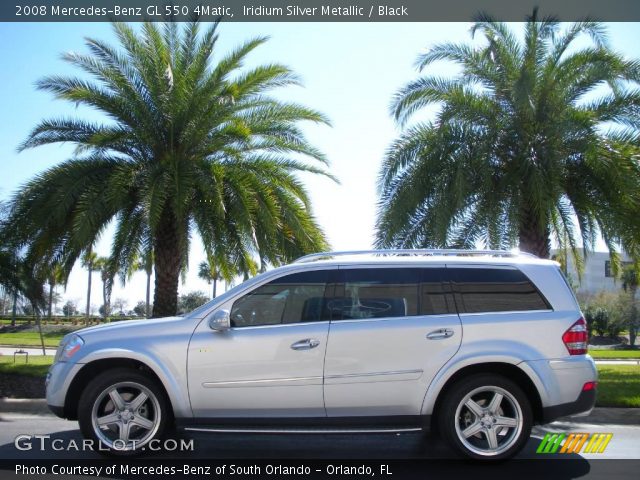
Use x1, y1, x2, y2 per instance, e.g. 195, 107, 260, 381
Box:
328, 267, 453, 320
449, 267, 551, 313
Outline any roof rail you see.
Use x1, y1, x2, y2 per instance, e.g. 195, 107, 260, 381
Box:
294, 249, 537, 264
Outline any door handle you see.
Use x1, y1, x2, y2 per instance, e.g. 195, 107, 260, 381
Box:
290, 338, 320, 350
426, 328, 455, 340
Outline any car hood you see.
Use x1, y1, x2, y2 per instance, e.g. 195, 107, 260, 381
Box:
73, 316, 185, 338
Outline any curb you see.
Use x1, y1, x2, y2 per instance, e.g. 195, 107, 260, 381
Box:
1, 400, 638, 425
0, 398, 49, 415
557, 407, 640, 426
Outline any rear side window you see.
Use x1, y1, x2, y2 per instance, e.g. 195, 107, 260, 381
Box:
328, 267, 453, 320
450, 267, 551, 313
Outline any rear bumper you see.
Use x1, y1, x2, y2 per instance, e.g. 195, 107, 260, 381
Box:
542, 388, 597, 424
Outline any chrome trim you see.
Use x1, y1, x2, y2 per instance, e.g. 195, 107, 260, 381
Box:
184, 427, 422, 434
458, 309, 554, 317
230, 321, 330, 330
330, 313, 459, 325
203, 376, 322, 387
290, 338, 321, 350
325, 369, 423, 380
295, 249, 537, 263
426, 328, 455, 340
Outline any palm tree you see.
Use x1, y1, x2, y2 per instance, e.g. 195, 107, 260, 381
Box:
81, 249, 98, 324
121, 247, 153, 318
622, 265, 639, 346
46, 263, 66, 322
377, 11, 640, 275
198, 259, 221, 299
93, 256, 115, 321
4, 21, 333, 317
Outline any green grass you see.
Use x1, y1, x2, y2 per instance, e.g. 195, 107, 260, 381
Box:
590, 350, 640, 359
0, 332, 64, 347
0, 355, 53, 377
595, 364, 640, 408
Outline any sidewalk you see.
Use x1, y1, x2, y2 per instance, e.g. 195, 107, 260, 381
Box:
0, 346, 56, 356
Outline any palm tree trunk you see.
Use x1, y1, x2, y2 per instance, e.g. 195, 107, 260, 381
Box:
213, 279, 217, 299
152, 212, 182, 317
11, 290, 17, 326
146, 271, 151, 318
48, 282, 53, 321
36, 310, 46, 356
518, 207, 551, 258
101, 278, 108, 322
85, 258, 92, 325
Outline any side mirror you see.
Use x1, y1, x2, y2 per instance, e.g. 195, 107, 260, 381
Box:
208, 309, 230, 332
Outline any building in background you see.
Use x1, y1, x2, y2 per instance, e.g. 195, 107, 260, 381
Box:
551, 249, 632, 295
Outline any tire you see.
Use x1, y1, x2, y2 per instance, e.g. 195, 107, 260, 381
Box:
438, 374, 532, 460
78, 368, 169, 456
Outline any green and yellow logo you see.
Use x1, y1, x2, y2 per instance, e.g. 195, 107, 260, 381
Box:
536, 432, 613, 454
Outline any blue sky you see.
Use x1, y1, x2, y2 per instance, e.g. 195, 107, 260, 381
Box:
0, 21, 638, 312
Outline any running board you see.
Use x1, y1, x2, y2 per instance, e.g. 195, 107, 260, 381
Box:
176, 415, 430, 433
183, 426, 422, 434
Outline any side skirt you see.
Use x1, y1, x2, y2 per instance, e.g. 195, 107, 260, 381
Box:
176, 415, 430, 434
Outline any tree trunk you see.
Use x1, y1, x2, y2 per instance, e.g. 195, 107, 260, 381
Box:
152, 211, 182, 317
48, 282, 53, 321
85, 255, 92, 325
212, 279, 217, 299
146, 271, 151, 318
518, 206, 550, 258
36, 310, 46, 356
11, 291, 17, 327
630, 287, 638, 347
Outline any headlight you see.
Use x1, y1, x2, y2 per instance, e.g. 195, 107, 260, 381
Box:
55, 334, 84, 362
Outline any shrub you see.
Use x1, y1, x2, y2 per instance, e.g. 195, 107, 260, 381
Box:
585, 306, 610, 337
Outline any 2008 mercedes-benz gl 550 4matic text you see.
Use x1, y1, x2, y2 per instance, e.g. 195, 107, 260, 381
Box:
46, 249, 597, 460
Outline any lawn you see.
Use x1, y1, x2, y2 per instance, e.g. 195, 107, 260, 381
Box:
589, 350, 640, 359
596, 365, 640, 408
0, 331, 64, 347
0, 358, 637, 408
0, 355, 53, 377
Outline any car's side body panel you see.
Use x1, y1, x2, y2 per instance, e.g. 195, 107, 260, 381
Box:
46, 253, 597, 439
324, 312, 462, 416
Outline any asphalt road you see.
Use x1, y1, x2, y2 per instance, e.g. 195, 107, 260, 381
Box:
0, 412, 637, 461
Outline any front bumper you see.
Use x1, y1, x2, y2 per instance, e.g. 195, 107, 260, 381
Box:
45, 361, 84, 418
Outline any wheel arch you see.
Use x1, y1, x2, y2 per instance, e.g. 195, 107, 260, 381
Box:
62, 354, 185, 421
424, 361, 545, 426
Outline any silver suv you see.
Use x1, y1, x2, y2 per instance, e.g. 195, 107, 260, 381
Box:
46, 249, 597, 460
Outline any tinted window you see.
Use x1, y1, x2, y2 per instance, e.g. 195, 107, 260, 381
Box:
450, 268, 550, 313
420, 268, 453, 315
230, 270, 330, 327
328, 268, 451, 320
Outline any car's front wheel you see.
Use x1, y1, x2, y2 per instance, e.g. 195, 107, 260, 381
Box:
438, 374, 532, 460
78, 368, 169, 455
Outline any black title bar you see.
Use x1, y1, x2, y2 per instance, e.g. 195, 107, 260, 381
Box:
3, 0, 640, 22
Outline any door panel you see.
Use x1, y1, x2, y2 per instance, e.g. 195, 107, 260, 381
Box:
188, 322, 329, 417
187, 269, 332, 418
323, 266, 462, 416
324, 314, 461, 415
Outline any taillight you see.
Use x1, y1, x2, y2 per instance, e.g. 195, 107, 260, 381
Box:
562, 317, 588, 355
582, 381, 597, 391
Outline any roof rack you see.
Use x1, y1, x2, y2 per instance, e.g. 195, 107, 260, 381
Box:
294, 249, 537, 264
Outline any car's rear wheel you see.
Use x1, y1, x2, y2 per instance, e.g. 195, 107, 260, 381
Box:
78, 368, 169, 456
438, 374, 532, 460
